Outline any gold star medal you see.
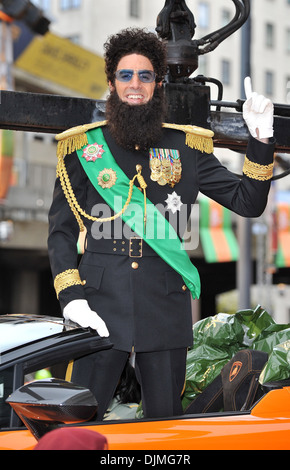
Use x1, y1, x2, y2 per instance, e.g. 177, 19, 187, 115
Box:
97, 168, 117, 189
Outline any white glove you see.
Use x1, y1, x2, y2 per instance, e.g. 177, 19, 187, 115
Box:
63, 299, 109, 337
243, 76, 274, 139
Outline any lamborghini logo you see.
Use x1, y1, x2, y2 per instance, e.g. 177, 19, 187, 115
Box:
229, 361, 243, 382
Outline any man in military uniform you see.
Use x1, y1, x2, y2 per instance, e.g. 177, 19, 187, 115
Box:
48, 28, 275, 419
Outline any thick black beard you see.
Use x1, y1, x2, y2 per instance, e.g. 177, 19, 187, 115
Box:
106, 87, 167, 152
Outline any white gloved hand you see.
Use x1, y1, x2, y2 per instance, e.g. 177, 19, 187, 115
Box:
243, 76, 274, 139
63, 299, 109, 337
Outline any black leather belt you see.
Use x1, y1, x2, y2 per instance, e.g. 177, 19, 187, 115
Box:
86, 237, 158, 257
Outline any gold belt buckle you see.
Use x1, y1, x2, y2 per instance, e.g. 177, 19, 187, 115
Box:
129, 237, 143, 258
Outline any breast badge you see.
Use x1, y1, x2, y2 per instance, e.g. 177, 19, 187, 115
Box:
82, 143, 105, 162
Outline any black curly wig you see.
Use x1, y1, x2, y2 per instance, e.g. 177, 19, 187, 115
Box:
104, 28, 168, 84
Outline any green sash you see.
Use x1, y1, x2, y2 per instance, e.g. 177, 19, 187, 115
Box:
76, 127, 200, 299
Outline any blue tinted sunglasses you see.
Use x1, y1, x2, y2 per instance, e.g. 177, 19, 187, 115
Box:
115, 69, 156, 83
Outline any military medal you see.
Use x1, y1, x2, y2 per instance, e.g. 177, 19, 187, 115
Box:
82, 143, 105, 162
97, 168, 117, 189
149, 148, 182, 187
165, 191, 183, 214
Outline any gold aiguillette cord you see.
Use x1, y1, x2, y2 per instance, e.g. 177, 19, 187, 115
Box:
135, 165, 147, 235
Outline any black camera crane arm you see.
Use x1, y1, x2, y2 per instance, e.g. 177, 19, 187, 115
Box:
156, 0, 250, 79
197, 0, 250, 54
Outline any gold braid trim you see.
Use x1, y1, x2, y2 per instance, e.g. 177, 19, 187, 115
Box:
56, 155, 85, 231
54, 269, 86, 299
243, 155, 274, 181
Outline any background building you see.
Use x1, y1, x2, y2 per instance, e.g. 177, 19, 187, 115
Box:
1, 0, 290, 321
33, 0, 290, 104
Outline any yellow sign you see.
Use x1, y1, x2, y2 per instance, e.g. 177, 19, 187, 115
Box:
15, 32, 107, 99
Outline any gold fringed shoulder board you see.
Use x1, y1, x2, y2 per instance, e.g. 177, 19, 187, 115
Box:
162, 123, 214, 154
56, 120, 108, 159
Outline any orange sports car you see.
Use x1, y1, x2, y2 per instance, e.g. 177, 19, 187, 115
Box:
0, 314, 289, 451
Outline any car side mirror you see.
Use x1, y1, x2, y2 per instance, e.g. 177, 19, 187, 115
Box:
6, 378, 98, 440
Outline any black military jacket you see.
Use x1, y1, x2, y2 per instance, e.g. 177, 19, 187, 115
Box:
48, 125, 275, 352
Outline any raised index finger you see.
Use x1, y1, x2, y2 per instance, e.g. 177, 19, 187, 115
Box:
244, 76, 253, 99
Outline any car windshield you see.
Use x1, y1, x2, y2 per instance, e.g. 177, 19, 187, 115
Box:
0, 315, 75, 353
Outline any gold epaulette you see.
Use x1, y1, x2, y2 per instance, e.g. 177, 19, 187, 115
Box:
162, 123, 214, 154
56, 120, 107, 159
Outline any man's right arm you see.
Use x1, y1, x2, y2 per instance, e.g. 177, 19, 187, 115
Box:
48, 152, 109, 337
48, 152, 87, 308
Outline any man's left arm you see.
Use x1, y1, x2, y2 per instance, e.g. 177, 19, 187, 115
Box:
196, 77, 275, 217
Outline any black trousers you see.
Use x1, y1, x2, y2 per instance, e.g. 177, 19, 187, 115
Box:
71, 347, 187, 420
